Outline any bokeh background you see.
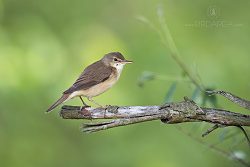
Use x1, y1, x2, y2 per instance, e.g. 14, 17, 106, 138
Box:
0, 0, 249, 167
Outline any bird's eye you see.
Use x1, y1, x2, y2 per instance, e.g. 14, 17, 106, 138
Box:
114, 58, 118, 61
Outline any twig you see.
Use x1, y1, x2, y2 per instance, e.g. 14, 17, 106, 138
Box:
176, 126, 250, 167
236, 126, 250, 147
202, 124, 220, 137
136, 10, 204, 91
156, 5, 205, 91
206, 90, 250, 110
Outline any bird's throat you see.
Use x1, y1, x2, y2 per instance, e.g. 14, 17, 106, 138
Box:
114, 63, 125, 78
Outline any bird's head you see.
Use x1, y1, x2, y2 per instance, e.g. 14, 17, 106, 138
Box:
102, 52, 133, 69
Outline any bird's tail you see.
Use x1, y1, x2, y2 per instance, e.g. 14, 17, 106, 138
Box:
46, 94, 70, 112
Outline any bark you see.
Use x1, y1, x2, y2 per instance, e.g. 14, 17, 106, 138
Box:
59, 97, 250, 133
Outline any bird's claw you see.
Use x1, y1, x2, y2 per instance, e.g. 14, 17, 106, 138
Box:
80, 105, 91, 110
79, 106, 92, 120
104, 105, 119, 113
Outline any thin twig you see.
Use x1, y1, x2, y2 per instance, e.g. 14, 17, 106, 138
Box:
202, 124, 220, 137
136, 11, 204, 91
207, 90, 250, 110
156, 5, 205, 91
236, 126, 250, 147
176, 126, 250, 167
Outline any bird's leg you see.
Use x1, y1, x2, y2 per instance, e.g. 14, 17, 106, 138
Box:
79, 96, 92, 119
79, 96, 89, 106
87, 97, 103, 108
79, 96, 90, 111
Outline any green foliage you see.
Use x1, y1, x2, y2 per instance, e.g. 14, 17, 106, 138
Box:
164, 81, 177, 103
137, 71, 155, 87
191, 86, 200, 101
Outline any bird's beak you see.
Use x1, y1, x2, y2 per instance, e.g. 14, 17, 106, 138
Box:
121, 59, 133, 64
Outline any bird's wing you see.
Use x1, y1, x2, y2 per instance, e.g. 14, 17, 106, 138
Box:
63, 61, 113, 94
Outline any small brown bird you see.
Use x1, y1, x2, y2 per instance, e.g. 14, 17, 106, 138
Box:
46, 52, 132, 112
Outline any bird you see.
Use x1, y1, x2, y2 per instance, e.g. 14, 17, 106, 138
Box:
46, 52, 132, 112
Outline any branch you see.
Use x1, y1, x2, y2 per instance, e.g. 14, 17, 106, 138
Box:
206, 90, 250, 110
59, 97, 250, 133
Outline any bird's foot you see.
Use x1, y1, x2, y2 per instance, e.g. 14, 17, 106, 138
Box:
104, 105, 119, 114
80, 105, 91, 110
79, 106, 92, 120
102, 105, 119, 118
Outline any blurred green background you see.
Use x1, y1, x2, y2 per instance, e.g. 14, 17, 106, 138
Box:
0, 0, 249, 167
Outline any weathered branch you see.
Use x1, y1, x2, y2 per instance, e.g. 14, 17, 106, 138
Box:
59, 97, 250, 133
